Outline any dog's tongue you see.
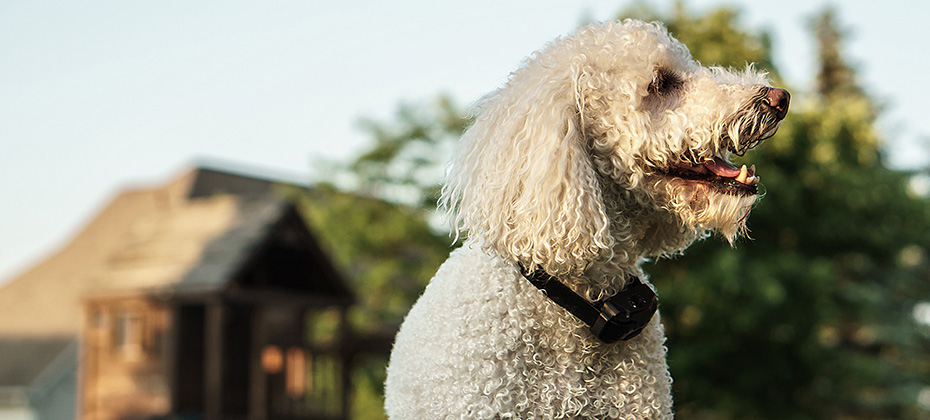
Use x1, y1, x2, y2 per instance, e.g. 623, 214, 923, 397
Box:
703, 157, 741, 178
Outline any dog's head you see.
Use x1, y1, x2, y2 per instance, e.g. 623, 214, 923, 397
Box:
442, 20, 789, 278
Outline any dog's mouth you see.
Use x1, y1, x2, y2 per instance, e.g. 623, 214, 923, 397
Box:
665, 128, 780, 196
667, 155, 761, 196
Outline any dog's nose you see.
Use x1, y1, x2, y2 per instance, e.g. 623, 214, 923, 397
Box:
763, 88, 790, 120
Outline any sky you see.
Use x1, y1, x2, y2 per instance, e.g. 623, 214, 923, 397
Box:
1, 0, 929, 282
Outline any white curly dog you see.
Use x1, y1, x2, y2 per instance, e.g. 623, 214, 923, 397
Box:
386, 20, 789, 419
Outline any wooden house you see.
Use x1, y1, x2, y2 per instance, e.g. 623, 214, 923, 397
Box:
0, 166, 359, 420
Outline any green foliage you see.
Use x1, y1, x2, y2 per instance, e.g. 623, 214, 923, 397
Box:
352, 95, 470, 209
350, 356, 391, 420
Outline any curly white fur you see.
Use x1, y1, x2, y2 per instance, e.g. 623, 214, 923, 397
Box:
386, 20, 788, 419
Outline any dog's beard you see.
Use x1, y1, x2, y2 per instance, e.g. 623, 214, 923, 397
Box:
659, 177, 757, 243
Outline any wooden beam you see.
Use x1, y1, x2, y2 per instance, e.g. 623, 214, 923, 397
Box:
339, 307, 351, 420
225, 289, 352, 308
204, 301, 226, 420
249, 307, 268, 420
165, 305, 180, 414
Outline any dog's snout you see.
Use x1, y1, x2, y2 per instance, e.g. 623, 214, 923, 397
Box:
763, 88, 790, 119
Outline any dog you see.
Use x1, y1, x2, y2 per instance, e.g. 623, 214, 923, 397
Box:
385, 19, 789, 419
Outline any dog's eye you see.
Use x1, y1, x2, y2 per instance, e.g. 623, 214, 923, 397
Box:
648, 68, 683, 96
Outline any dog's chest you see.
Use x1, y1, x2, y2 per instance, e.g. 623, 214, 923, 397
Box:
427, 248, 674, 418
387, 246, 672, 418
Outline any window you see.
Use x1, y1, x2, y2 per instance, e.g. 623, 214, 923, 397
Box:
114, 311, 143, 359
285, 347, 306, 398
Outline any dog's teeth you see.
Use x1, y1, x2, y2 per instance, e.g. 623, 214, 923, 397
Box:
736, 165, 748, 183
749, 164, 756, 177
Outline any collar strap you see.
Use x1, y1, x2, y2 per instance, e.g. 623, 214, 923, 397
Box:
520, 265, 658, 343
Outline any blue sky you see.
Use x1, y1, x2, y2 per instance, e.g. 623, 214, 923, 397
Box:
1, 0, 928, 282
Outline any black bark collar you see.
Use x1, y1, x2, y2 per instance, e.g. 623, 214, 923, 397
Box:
519, 265, 658, 343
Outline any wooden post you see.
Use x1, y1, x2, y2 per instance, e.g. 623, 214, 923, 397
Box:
165, 303, 180, 414
250, 307, 268, 420
79, 305, 97, 420
204, 301, 226, 420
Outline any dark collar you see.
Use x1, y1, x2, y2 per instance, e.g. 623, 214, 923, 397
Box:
519, 265, 658, 343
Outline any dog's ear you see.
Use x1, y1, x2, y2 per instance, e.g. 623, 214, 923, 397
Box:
441, 60, 613, 276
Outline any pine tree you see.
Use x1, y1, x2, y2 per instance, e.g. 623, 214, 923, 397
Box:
812, 8, 862, 99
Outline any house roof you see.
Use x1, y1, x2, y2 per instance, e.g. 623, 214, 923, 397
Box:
0, 336, 74, 388
0, 165, 350, 336
89, 197, 285, 296
170, 199, 291, 294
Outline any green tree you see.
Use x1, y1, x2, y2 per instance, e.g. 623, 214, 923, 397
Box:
812, 8, 862, 99
350, 95, 470, 209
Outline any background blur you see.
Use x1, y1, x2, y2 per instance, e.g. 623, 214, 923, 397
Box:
2, 1, 929, 420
